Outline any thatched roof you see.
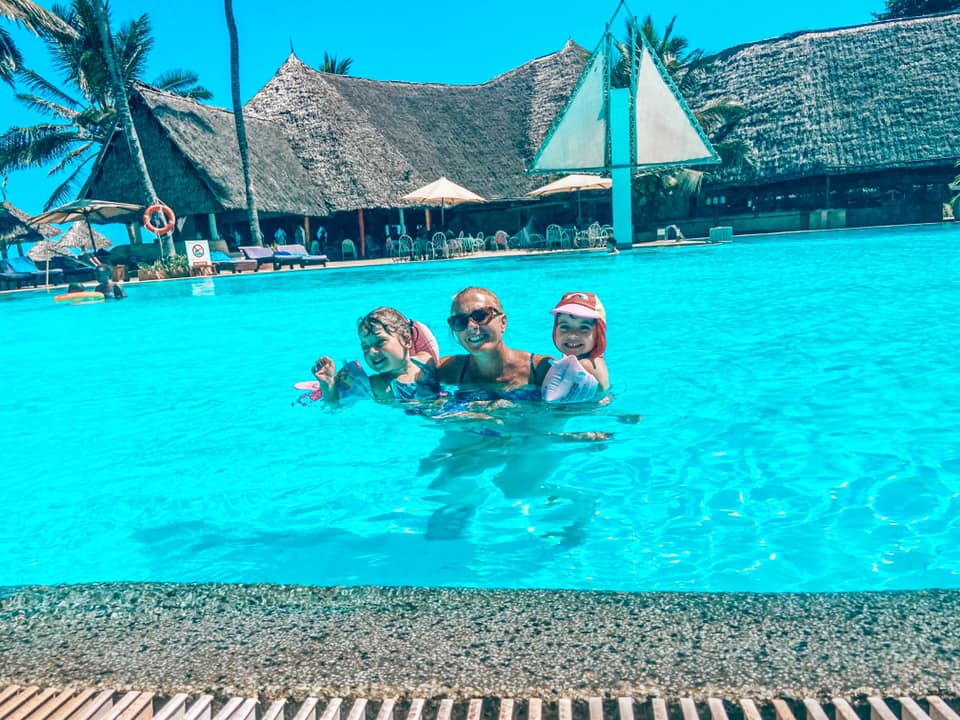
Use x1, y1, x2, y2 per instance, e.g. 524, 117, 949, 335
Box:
699, 12, 960, 187
59, 222, 111, 249
82, 84, 329, 217
245, 41, 588, 212
1, 200, 60, 243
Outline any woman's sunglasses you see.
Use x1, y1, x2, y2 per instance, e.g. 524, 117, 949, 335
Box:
447, 307, 502, 331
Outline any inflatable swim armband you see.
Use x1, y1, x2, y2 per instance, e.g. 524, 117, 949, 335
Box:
334, 359, 374, 405
542, 354, 599, 403
411, 320, 440, 363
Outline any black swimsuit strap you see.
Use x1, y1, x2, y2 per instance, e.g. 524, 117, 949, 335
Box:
459, 353, 536, 385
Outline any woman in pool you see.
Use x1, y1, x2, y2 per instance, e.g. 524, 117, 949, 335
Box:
313, 306, 440, 404
436, 286, 553, 400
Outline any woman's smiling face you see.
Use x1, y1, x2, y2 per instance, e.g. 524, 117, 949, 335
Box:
450, 289, 505, 352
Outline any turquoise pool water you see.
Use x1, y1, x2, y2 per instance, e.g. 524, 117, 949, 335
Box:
2, 224, 959, 592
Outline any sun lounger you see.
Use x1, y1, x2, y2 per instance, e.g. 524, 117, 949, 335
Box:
0, 265, 32, 290
210, 250, 257, 274
272, 244, 328, 269
50, 255, 99, 282
5, 256, 65, 286
238, 245, 279, 270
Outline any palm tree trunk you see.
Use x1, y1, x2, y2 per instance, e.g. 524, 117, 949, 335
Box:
225, 0, 261, 247
88, 0, 174, 258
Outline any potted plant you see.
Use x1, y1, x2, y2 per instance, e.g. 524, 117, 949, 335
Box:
137, 262, 157, 281
164, 254, 189, 278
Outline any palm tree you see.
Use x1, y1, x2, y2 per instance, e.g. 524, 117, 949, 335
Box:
319, 51, 352, 75
0, 0, 211, 216
225, 0, 261, 247
0, 0, 76, 85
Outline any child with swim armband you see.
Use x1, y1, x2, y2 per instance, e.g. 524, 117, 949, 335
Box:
542, 291, 610, 403
311, 306, 440, 405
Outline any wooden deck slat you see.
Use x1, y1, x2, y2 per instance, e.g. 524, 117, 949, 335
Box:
318, 699, 342, 720
404, 700, 423, 720
262, 701, 285, 720
618, 698, 636, 720
374, 699, 395, 720
773, 700, 797, 720
345, 700, 366, 720
5, 689, 58, 720
652, 699, 668, 720
740, 700, 763, 720
927, 698, 960, 720
832, 699, 861, 720
559, 699, 573, 720
467, 699, 482, 720
527, 699, 542, 720
436, 700, 453, 720
211, 699, 243, 720
154, 695, 189, 720
804, 699, 831, 720
588, 698, 603, 720
182, 696, 213, 720
69, 690, 115, 720
901, 699, 932, 720
22, 689, 80, 720
0, 687, 40, 720
111, 693, 154, 720
869, 698, 899, 720
681, 698, 700, 720
292, 698, 318, 720
709, 699, 729, 720
234, 699, 256, 720
498, 699, 514, 720
0, 692, 23, 711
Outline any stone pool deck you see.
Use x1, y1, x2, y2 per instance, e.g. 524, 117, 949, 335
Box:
1, 584, 959, 702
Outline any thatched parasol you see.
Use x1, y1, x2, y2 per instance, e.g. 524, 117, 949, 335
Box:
58, 222, 113, 251
1, 201, 61, 257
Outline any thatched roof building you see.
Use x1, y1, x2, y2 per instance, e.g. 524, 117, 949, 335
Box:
244, 42, 588, 211
82, 13, 959, 235
697, 12, 960, 201
81, 84, 330, 219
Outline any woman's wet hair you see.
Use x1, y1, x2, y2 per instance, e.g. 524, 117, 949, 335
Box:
451, 286, 504, 313
357, 306, 412, 345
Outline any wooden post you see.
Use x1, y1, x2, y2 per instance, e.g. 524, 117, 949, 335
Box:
358, 208, 366, 257
825, 174, 831, 210
425, 208, 431, 231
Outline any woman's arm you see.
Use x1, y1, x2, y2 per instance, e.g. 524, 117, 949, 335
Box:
435, 354, 466, 385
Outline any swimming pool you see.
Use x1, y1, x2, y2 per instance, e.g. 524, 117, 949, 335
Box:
2, 223, 959, 593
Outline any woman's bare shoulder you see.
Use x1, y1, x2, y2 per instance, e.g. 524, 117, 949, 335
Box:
435, 354, 467, 382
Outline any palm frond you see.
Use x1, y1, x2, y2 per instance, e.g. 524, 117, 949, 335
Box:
115, 14, 152, 83
44, 161, 89, 208
16, 67, 82, 107
14, 91, 81, 120
0, 26, 23, 85
46, 139, 92, 174
151, 68, 212, 99
0, 0, 77, 38
0, 123, 82, 170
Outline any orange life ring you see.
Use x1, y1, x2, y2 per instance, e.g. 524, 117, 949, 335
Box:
143, 202, 176, 235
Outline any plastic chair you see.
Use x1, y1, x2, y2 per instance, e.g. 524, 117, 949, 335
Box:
432, 232, 448, 258
341, 238, 358, 260
546, 224, 563, 250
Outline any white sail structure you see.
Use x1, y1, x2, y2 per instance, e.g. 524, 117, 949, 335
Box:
529, 6, 719, 247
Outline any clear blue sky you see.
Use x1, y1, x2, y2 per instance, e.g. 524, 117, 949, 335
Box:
2, 0, 883, 227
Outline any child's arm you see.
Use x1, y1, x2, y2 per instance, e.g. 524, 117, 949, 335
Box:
312, 356, 339, 404
581, 357, 610, 391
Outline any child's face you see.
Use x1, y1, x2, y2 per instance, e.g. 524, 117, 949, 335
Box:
359, 328, 409, 374
554, 313, 596, 356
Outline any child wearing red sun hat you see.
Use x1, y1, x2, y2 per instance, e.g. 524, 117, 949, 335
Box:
550, 291, 610, 391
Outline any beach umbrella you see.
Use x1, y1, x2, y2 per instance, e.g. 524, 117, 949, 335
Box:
401, 176, 485, 225
528, 174, 612, 226
31, 199, 141, 252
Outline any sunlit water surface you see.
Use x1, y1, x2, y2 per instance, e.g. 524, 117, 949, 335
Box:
2, 224, 960, 592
